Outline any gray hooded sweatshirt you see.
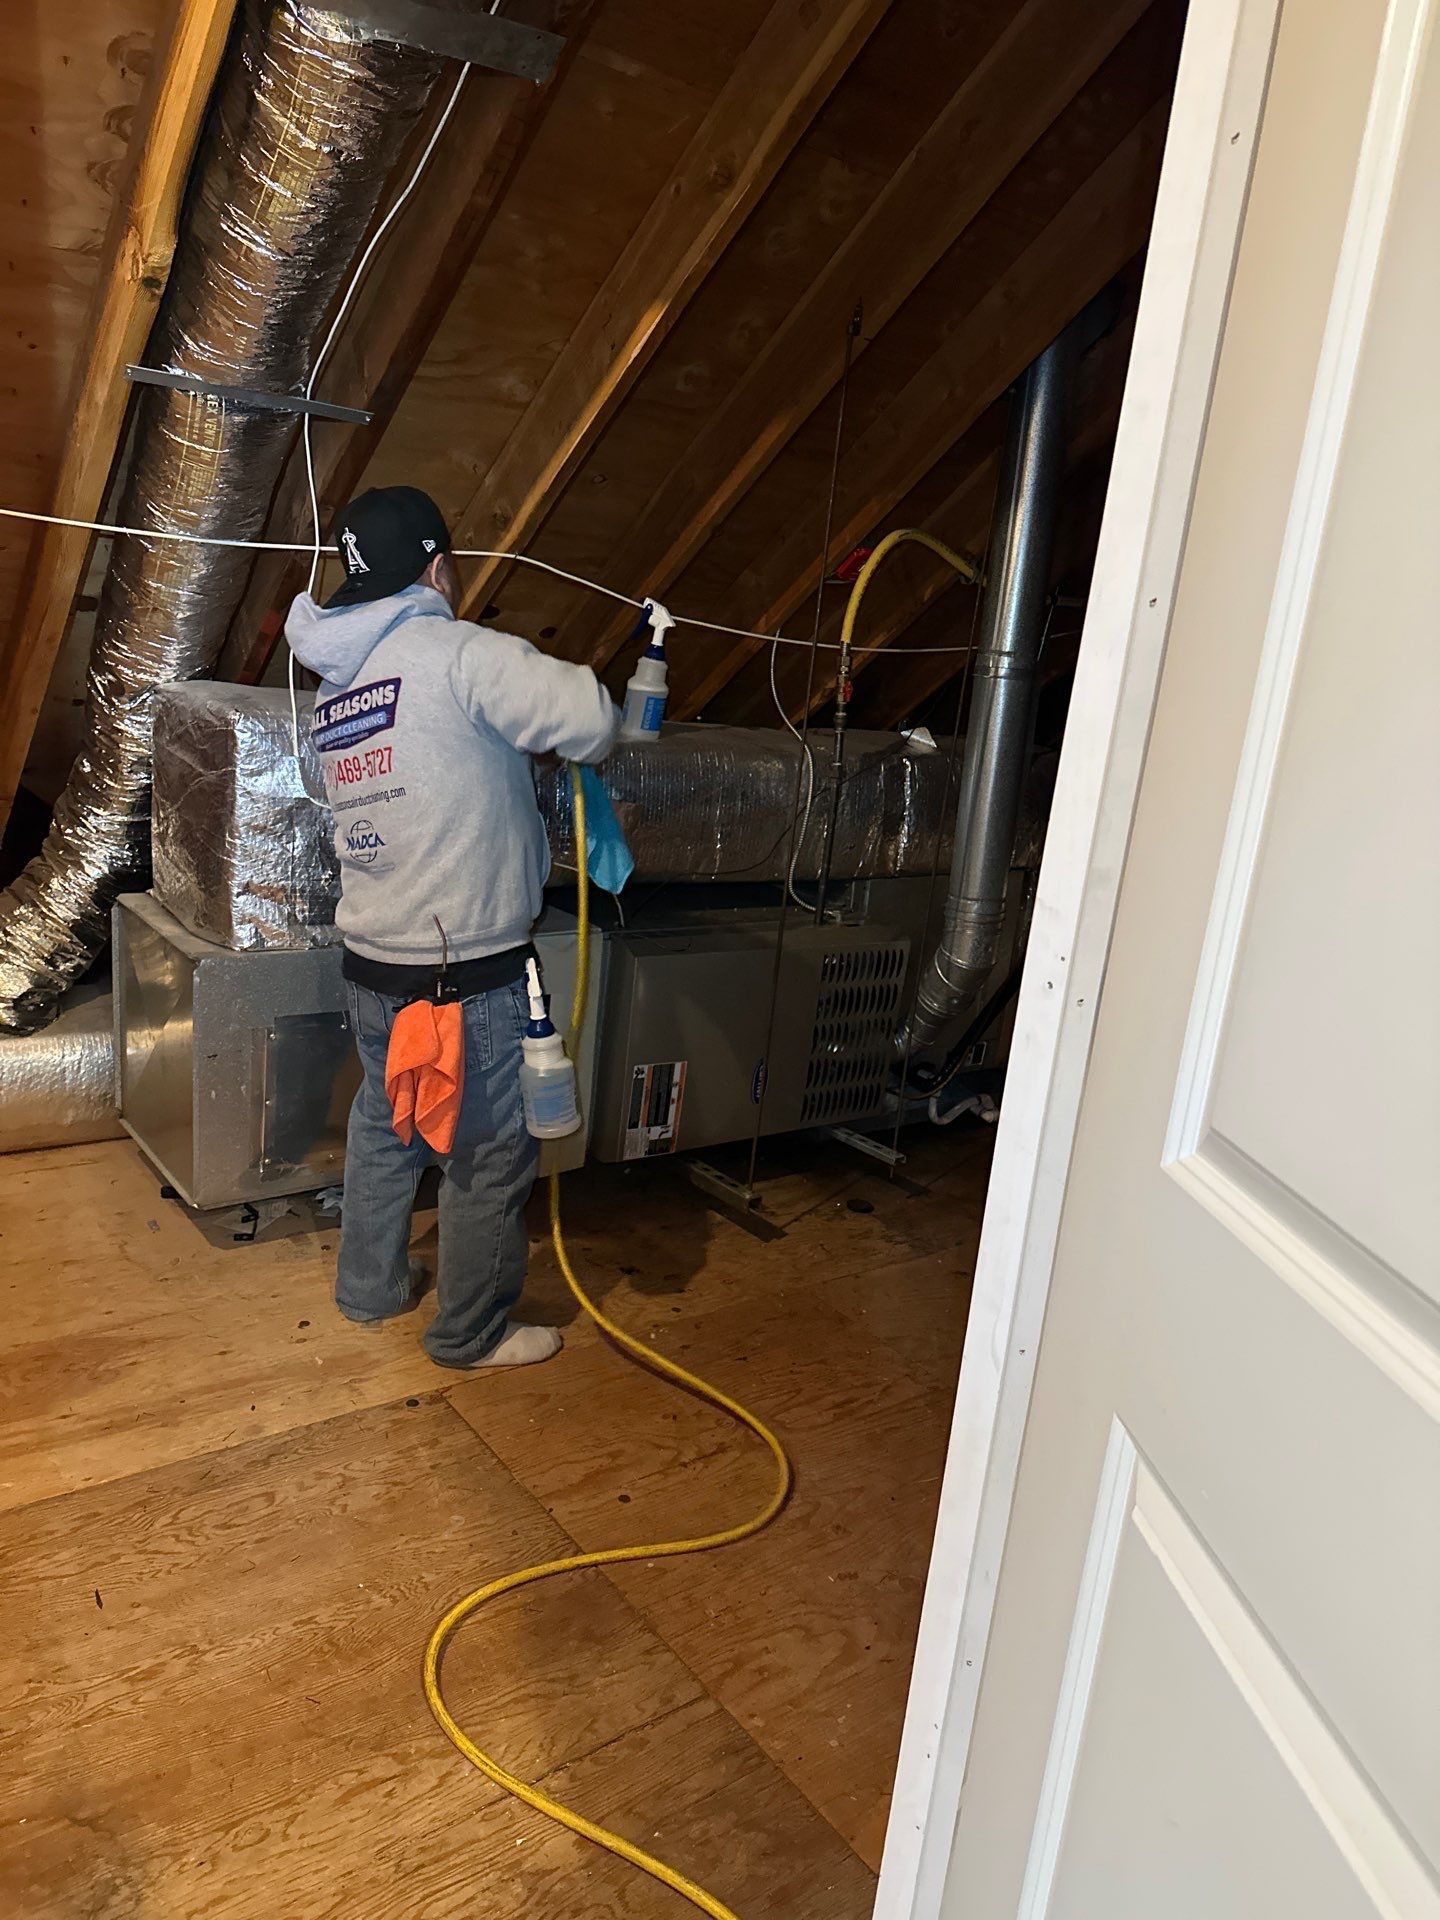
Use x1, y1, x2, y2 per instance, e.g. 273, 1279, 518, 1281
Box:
286, 584, 617, 966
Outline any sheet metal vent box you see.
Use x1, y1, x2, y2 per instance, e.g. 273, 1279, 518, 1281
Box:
112, 892, 599, 1209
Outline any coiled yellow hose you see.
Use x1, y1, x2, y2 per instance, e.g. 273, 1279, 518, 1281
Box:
423, 765, 793, 1919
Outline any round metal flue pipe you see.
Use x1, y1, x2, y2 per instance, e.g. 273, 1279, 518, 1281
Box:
905, 325, 1073, 1052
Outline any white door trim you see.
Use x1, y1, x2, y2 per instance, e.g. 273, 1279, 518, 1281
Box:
873, 4, 1286, 1914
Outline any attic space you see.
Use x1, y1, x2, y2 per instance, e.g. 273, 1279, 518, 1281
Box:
0, 2, 1185, 1915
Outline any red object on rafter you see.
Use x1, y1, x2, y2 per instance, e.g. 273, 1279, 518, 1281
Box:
830, 543, 872, 584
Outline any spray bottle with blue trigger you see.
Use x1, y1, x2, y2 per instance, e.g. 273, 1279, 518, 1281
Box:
620, 597, 673, 740
519, 956, 581, 1139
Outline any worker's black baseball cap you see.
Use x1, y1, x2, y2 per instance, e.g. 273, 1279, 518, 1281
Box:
325, 486, 452, 608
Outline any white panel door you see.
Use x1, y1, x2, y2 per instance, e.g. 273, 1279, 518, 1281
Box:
939, 0, 1440, 1912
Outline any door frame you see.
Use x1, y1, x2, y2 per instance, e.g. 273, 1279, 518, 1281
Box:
874, 3, 1287, 1913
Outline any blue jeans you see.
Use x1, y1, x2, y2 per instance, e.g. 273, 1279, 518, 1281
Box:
337, 978, 539, 1367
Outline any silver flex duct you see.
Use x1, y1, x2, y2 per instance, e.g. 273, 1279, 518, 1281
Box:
0, 988, 121, 1154
0, 2, 439, 1033
905, 330, 1072, 1051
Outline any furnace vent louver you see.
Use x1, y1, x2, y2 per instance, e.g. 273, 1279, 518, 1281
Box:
801, 942, 907, 1125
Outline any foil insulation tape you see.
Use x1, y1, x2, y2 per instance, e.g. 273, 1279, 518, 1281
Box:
148, 689, 1056, 950
0, 3, 441, 1033
0, 986, 123, 1154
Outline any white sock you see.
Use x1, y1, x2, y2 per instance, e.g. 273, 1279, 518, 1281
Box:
468, 1324, 563, 1370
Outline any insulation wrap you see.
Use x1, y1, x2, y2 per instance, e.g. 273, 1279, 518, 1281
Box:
0, 987, 122, 1154
152, 683, 340, 950
0, 1, 440, 1032
535, 727, 978, 884
148, 690, 1055, 949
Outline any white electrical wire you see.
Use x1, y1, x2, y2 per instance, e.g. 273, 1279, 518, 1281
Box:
0, 506, 329, 553
769, 633, 815, 912
0, 505, 982, 658
452, 546, 642, 612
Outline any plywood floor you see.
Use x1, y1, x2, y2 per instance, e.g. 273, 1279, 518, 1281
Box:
0, 1122, 991, 1918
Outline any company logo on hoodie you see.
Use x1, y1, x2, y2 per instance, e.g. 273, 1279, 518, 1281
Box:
313, 677, 402, 753
344, 819, 386, 866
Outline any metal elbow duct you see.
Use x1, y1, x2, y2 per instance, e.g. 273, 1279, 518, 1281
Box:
0, 2, 440, 1034
905, 328, 1072, 1051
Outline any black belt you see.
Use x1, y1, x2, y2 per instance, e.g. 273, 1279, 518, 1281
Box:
342, 942, 533, 1001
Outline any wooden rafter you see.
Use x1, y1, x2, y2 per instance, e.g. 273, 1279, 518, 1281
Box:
450, 0, 893, 622
569, 0, 1153, 679
222, 0, 580, 684
669, 101, 1168, 721
770, 424, 1000, 725
0, 0, 238, 835
858, 440, 1125, 731
743, 308, 1139, 727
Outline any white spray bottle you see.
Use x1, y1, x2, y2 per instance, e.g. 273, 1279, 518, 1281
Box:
520, 956, 581, 1139
620, 597, 674, 740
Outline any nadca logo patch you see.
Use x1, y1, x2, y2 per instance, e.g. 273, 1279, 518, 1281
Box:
344, 819, 386, 866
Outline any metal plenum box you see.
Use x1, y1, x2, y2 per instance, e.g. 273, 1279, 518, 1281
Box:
113, 893, 599, 1209
113, 892, 356, 1208
589, 919, 912, 1162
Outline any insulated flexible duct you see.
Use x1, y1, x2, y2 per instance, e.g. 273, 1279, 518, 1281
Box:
905, 329, 1073, 1050
0, 987, 122, 1154
0, 1, 440, 1033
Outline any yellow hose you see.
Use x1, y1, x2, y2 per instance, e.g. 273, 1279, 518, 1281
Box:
838, 527, 979, 662
423, 765, 793, 1919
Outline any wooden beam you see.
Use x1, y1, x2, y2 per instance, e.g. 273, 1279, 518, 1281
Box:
670, 102, 1168, 720
744, 310, 1139, 726
451, 0, 892, 622
221, 0, 579, 683
780, 434, 998, 725
859, 443, 1123, 730
705, 412, 1001, 729
571, 0, 1153, 678
0, 0, 238, 835
854, 577, 983, 731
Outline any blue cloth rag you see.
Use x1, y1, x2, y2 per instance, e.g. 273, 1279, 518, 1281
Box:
579, 763, 634, 895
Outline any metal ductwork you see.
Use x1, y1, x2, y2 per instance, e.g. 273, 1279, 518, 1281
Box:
905, 327, 1073, 1050
0, 1, 441, 1034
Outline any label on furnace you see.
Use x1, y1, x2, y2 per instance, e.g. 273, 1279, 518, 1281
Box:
622, 1060, 687, 1161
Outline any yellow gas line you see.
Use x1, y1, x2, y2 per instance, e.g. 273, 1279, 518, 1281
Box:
423, 765, 793, 1919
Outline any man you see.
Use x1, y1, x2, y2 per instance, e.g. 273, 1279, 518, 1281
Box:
286, 486, 618, 1369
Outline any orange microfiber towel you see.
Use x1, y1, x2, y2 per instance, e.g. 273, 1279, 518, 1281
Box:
385, 999, 465, 1154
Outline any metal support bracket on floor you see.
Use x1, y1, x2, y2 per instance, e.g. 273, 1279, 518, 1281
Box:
684, 1158, 761, 1214
314, 2, 565, 80
125, 366, 373, 425
825, 1125, 907, 1169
